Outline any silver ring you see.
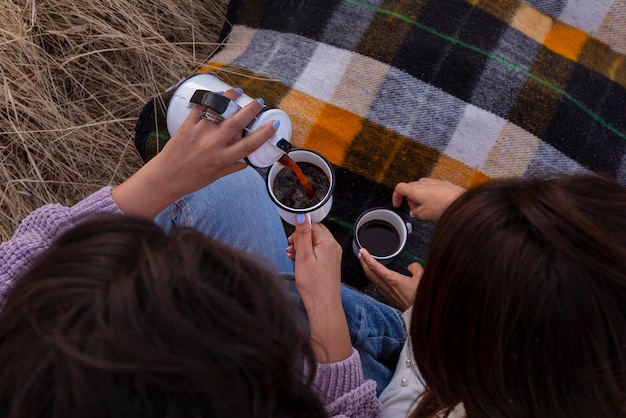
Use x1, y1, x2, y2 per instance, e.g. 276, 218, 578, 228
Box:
198, 110, 224, 124
191, 91, 241, 119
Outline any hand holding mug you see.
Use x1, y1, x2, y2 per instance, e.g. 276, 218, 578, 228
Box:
289, 214, 352, 364
358, 249, 423, 311
289, 215, 343, 310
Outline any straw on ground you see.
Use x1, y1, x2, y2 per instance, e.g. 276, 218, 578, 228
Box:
0, 0, 229, 240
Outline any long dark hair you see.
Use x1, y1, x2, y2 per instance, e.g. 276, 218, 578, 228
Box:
410, 174, 626, 417
0, 215, 326, 418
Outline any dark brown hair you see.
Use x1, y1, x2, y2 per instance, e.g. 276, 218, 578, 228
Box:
410, 174, 626, 418
0, 215, 326, 418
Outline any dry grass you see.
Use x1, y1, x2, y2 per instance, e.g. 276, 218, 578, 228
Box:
0, 0, 230, 240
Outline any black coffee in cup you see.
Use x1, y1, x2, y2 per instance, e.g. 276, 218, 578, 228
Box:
357, 219, 401, 257
352, 208, 411, 264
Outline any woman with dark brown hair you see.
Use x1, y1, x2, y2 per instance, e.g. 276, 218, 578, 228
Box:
361, 174, 626, 417
0, 85, 393, 416
0, 215, 329, 417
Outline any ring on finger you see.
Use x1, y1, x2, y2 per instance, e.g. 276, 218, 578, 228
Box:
191, 91, 241, 119
198, 110, 224, 124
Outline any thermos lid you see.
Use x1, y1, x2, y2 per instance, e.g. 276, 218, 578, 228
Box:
245, 108, 293, 168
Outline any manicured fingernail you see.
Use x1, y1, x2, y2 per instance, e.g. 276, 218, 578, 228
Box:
235, 88, 243, 94
256, 98, 265, 106
272, 120, 280, 130
296, 214, 306, 224
358, 248, 363, 259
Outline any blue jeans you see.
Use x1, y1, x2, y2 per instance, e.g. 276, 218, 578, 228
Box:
154, 167, 406, 394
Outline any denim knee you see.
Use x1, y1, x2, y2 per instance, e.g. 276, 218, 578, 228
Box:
341, 286, 407, 395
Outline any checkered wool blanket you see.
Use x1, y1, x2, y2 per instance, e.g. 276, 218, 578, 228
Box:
135, 0, 626, 295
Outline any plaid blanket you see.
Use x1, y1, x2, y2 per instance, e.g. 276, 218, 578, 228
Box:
135, 0, 626, 296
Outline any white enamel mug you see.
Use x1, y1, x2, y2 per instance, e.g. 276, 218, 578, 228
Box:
266, 149, 335, 225
352, 208, 412, 264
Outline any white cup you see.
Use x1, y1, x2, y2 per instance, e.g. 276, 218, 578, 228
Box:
266, 149, 335, 225
352, 208, 412, 264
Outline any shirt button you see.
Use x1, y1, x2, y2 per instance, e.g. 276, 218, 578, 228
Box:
405, 359, 412, 367
401, 378, 408, 386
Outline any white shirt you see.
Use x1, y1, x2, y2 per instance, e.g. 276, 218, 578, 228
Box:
379, 308, 465, 418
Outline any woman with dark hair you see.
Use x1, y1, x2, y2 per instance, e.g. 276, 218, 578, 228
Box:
0, 215, 329, 417
0, 85, 399, 416
361, 175, 626, 417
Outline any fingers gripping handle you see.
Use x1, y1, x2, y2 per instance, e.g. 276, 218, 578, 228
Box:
166, 73, 294, 167
190, 90, 241, 118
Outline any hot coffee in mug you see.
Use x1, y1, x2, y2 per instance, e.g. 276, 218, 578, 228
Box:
266, 149, 335, 225
352, 208, 412, 264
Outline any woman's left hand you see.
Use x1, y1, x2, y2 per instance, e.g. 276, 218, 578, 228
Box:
288, 215, 352, 364
359, 248, 422, 311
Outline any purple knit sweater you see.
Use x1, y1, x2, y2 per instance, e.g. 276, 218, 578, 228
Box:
0, 187, 381, 417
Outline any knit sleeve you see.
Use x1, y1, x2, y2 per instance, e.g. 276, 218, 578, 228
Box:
0, 186, 122, 303
314, 348, 382, 417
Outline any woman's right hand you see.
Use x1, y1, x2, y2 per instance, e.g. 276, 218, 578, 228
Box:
113, 89, 276, 218
392, 178, 465, 221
